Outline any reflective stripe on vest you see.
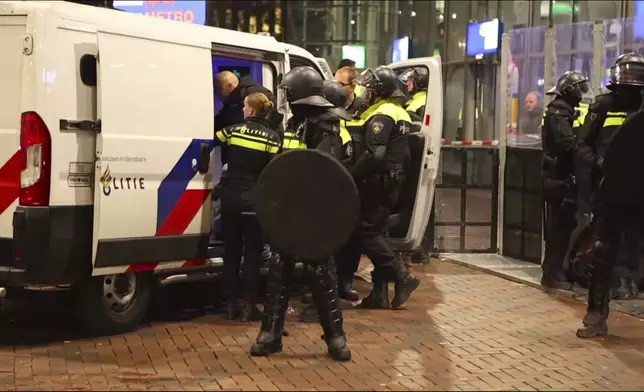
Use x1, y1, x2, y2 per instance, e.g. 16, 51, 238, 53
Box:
215, 126, 280, 153
282, 131, 307, 150
539, 102, 590, 129
573, 102, 589, 128
603, 111, 627, 127
339, 121, 351, 145
406, 91, 427, 113
364, 99, 412, 124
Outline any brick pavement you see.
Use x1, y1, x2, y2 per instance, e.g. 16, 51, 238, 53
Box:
1, 260, 644, 391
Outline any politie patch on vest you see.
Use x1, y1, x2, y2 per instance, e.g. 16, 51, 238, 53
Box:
371, 121, 384, 134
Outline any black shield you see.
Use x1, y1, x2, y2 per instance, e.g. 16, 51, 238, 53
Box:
256, 149, 360, 261
602, 109, 644, 209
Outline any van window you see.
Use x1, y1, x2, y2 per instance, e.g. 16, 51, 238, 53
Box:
79, 54, 97, 87
289, 55, 325, 78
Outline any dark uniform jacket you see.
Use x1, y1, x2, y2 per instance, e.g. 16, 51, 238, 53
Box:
216, 76, 284, 164
215, 117, 281, 209
541, 97, 576, 202
576, 92, 640, 212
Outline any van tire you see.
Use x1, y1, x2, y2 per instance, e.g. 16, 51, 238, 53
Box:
73, 272, 153, 336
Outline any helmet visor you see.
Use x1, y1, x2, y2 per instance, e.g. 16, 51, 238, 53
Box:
577, 80, 594, 100
610, 62, 644, 87
355, 68, 380, 88
276, 83, 290, 114
397, 68, 416, 84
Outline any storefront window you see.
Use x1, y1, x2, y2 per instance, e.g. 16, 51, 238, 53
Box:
445, 0, 470, 63
500, 0, 530, 29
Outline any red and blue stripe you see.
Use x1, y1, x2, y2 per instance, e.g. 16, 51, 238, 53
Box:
156, 138, 215, 236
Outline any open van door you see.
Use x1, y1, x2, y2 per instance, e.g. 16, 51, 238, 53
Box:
92, 31, 215, 273
386, 56, 443, 250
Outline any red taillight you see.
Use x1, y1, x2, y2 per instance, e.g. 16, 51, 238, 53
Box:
19, 112, 51, 206
424, 114, 431, 126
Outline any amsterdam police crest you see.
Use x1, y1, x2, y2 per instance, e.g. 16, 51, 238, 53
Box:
100, 166, 113, 196
371, 121, 384, 134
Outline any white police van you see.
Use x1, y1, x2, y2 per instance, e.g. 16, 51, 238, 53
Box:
0, 1, 443, 335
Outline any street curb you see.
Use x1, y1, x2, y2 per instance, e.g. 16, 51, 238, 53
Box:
442, 257, 644, 319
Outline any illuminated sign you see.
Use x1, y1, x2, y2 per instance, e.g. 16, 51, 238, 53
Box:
113, 1, 206, 25
392, 36, 410, 63
466, 18, 503, 58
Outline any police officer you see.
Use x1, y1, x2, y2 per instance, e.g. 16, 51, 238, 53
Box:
215, 92, 282, 322
250, 66, 352, 361
576, 53, 644, 338
401, 67, 429, 119
299, 80, 358, 324
541, 71, 590, 291
349, 66, 421, 309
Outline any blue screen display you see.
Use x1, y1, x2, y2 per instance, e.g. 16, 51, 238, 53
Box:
466, 19, 502, 57
392, 36, 410, 63
113, 1, 206, 25
635, 1, 644, 39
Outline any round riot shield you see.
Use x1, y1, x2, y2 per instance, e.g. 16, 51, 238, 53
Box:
256, 149, 360, 261
602, 110, 644, 210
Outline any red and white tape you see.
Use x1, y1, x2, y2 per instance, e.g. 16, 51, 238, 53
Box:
441, 139, 499, 146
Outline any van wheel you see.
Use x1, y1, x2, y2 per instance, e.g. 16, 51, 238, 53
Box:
74, 272, 153, 336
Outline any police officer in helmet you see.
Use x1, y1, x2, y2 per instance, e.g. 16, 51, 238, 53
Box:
575, 53, 644, 338
400, 67, 429, 119
250, 66, 352, 361
299, 80, 358, 324
541, 71, 590, 291
346, 66, 421, 310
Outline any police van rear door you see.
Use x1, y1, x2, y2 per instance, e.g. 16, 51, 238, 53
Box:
92, 30, 217, 273
387, 56, 443, 250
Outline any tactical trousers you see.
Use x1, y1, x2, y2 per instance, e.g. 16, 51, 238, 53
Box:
542, 200, 577, 282
335, 238, 362, 286
221, 195, 264, 305
354, 187, 410, 285
585, 204, 640, 318
258, 253, 347, 342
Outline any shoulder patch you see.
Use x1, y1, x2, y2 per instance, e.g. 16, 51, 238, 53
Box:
371, 121, 384, 134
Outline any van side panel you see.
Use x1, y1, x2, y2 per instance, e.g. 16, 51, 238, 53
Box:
0, 16, 26, 241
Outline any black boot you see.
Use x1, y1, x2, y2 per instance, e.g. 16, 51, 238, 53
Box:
299, 304, 320, 323
360, 271, 390, 309
338, 281, 359, 302
577, 283, 609, 338
391, 259, 420, 309
250, 254, 294, 356
239, 301, 263, 322
309, 262, 351, 362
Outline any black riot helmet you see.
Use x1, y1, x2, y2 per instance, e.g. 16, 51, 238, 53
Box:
278, 66, 333, 107
322, 80, 353, 120
546, 71, 590, 100
607, 53, 644, 91
398, 67, 429, 91
355, 66, 407, 99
